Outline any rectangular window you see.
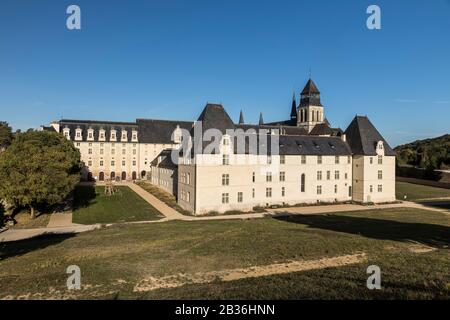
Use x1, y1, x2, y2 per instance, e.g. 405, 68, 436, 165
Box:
133, 149, 136, 155
186, 191, 190, 202
370, 157, 373, 164
280, 155, 285, 164
222, 174, 230, 186
111, 161, 115, 166
122, 160, 125, 166
266, 187, 272, 198
222, 193, 229, 204
237, 192, 243, 203
100, 160, 104, 166
301, 155, 306, 164
326, 171, 330, 180
317, 185, 322, 195
122, 149, 126, 155
267, 156, 272, 165
186, 173, 190, 185
252, 188, 255, 198
378, 184, 383, 192
301, 174, 305, 192
317, 155, 322, 164
378, 170, 383, 180
252, 172, 255, 183
347, 156, 351, 164
317, 171, 322, 180
88, 149, 92, 155
370, 185, 373, 193
279, 171, 285, 182
266, 172, 272, 182
334, 185, 338, 194
345, 173, 348, 180
111, 149, 115, 155
76, 143, 80, 147
100, 149, 104, 155
335, 170, 340, 180
222, 154, 229, 165
132, 160, 136, 166
335, 156, 339, 164
378, 155, 383, 164
88, 161, 92, 166
281, 187, 285, 197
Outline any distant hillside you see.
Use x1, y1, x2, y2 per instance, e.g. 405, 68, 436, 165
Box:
394, 134, 450, 170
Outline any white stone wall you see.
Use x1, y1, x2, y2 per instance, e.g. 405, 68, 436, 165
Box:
72, 140, 178, 181
185, 154, 353, 215
352, 155, 396, 203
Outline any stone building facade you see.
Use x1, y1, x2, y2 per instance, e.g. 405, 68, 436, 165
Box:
45, 78, 396, 215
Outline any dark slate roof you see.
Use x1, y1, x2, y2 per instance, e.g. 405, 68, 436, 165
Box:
239, 110, 244, 124
290, 93, 297, 119
235, 124, 308, 136
41, 125, 56, 132
301, 79, 320, 95
344, 116, 396, 156
310, 123, 343, 137
137, 119, 193, 144
58, 119, 138, 142
196, 104, 235, 133
278, 135, 351, 156
229, 133, 351, 156
151, 149, 177, 168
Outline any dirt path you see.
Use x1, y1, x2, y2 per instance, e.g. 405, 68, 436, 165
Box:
133, 253, 367, 292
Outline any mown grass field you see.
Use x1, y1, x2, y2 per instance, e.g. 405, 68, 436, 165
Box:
72, 186, 164, 224
396, 181, 450, 201
0, 207, 449, 299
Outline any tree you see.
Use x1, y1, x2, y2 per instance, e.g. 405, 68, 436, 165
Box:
0, 130, 81, 218
0, 121, 13, 152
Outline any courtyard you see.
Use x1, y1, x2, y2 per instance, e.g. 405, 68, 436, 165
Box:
72, 185, 165, 224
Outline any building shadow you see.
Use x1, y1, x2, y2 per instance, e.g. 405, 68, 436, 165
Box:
0, 233, 76, 261
417, 200, 450, 211
274, 214, 450, 248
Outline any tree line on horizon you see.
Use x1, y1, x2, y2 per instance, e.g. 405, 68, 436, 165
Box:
394, 134, 450, 172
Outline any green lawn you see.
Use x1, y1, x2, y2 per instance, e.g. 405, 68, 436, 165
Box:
396, 181, 450, 201
0, 207, 449, 299
72, 186, 164, 224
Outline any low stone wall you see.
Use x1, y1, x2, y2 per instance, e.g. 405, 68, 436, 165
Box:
397, 176, 450, 189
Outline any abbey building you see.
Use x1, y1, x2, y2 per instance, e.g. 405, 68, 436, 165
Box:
44, 79, 396, 215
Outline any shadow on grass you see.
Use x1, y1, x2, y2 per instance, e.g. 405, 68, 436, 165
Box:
275, 214, 450, 248
418, 200, 450, 211
72, 185, 98, 211
0, 233, 76, 261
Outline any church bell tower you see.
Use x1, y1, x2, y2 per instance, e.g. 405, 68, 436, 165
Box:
297, 79, 325, 132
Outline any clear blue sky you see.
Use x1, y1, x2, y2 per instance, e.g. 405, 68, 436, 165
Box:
1, 0, 449, 146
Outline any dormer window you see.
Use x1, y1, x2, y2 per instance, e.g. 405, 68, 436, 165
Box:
75, 128, 82, 141
99, 129, 106, 141
63, 127, 70, 140
131, 130, 138, 142
110, 130, 117, 141
87, 128, 94, 141
121, 130, 128, 142
376, 141, 385, 156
